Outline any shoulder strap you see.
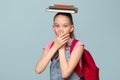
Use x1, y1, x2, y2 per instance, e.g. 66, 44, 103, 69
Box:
70, 39, 78, 53
50, 42, 54, 49
70, 39, 99, 79
70, 39, 83, 76
49, 41, 54, 61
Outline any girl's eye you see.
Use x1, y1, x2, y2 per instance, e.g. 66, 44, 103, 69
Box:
54, 25, 59, 28
63, 25, 68, 28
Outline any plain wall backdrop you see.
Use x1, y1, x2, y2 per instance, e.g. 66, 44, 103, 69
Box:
0, 0, 120, 80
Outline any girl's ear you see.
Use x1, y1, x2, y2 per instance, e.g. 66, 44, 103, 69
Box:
70, 25, 74, 32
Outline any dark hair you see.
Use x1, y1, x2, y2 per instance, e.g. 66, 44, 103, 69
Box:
53, 12, 75, 38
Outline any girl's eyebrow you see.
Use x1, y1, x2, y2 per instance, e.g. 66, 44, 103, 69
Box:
54, 23, 58, 24
64, 23, 70, 25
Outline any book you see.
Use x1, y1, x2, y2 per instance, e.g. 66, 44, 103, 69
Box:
46, 4, 78, 13
54, 4, 73, 8
49, 6, 77, 10
46, 8, 77, 13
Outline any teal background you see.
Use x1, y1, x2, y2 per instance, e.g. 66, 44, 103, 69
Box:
0, 0, 120, 80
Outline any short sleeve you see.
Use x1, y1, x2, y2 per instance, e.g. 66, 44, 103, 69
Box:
44, 41, 53, 51
73, 40, 84, 50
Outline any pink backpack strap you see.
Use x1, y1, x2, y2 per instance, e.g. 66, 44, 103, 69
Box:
70, 39, 78, 53
70, 39, 83, 76
50, 42, 54, 48
49, 42, 54, 61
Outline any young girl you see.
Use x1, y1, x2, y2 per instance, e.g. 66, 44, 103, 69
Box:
35, 12, 84, 80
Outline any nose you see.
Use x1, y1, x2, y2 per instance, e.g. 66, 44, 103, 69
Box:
59, 27, 64, 33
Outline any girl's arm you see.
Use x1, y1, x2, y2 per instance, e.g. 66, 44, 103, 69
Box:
59, 45, 84, 78
35, 33, 70, 74
35, 44, 58, 74
35, 35, 67, 74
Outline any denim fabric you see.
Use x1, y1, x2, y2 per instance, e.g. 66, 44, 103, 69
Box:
50, 39, 81, 80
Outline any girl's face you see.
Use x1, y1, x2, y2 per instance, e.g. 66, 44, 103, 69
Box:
53, 15, 74, 37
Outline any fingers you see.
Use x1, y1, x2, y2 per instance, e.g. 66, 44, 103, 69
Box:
59, 33, 69, 38
54, 33, 70, 49
59, 33, 70, 44
60, 34, 69, 40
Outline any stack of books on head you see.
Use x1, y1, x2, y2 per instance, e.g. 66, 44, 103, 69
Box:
46, 4, 78, 13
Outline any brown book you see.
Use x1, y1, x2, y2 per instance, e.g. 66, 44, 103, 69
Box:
54, 4, 73, 8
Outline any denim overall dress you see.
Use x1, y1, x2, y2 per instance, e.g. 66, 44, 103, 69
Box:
50, 39, 82, 80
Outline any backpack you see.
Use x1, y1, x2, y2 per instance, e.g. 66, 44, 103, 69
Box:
70, 39, 99, 80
